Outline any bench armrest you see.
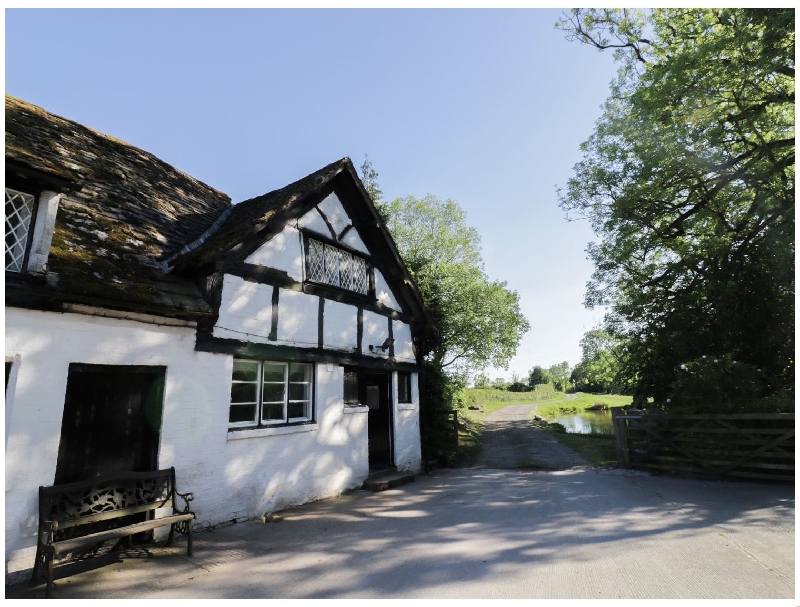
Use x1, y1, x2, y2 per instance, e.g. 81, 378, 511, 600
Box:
39, 520, 58, 547
174, 490, 195, 514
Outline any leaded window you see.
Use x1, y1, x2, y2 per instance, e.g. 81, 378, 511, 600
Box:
343, 368, 360, 406
398, 372, 412, 403
229, 359, 314, 428
5, 188, 36, 272
306, 237, 369, 295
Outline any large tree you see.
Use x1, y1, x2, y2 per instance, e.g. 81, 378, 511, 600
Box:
558, 9, 794, 405
378, 194, 530, 375
571, 329, 626, 394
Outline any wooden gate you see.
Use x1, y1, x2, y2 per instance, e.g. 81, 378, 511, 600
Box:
613, 411, 794, 482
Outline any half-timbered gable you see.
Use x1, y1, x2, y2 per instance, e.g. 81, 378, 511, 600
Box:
4, 95, 432, 583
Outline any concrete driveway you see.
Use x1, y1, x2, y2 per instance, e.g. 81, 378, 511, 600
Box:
11, 466, 794, 599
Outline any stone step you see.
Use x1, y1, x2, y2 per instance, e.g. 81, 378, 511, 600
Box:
362, 470, 416, 492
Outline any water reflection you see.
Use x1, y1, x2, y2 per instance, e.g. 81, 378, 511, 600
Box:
551, 410, 614, 435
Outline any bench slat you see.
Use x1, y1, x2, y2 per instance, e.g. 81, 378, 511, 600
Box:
52, 513, 195, 556
55, 499, 169, 530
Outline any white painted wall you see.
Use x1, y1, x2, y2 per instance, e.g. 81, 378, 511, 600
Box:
4, 308, 382, 581
276, 288, 320, 347
322, 300, 358, 352
213, 275, 274, 343
297, 192, 369, 254
392, 321, 415, 363
362, 310, 389, 357
244, 225, 304, 281
375, 269, 401, 311
393, 372, 422, 472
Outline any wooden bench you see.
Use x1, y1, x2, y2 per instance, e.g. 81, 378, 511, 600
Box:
31, 467, 195, 598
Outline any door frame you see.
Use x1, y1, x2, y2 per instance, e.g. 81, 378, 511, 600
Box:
364, 371, 394, 470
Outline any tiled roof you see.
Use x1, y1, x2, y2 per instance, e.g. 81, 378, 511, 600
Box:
171, 158, 350, 268
6, 95, 231, 316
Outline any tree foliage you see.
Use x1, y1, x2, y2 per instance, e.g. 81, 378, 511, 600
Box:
571, 329, 626, 394
359, 154, 383, 204
528, 365, 550, 387
379, 194, 530, 375
558, 9, 794, 406
547, 361, 572, 393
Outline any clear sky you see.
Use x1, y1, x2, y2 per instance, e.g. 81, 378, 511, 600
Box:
5, 8, 619, 381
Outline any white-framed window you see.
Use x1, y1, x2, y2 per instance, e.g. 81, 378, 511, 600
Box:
306, 237, 369, 295
5, 188, 36, 272
229, 359, 314, 429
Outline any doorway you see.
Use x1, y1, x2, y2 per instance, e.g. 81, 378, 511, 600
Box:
54, 364, 165, 485
364, 372, 393, 470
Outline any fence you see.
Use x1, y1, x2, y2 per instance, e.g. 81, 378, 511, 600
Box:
612, 410, 794, 482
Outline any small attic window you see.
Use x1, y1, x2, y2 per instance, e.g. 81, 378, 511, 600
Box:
5, 185, 61, 274
5, 188, 36, 272
306, 237, 370, 295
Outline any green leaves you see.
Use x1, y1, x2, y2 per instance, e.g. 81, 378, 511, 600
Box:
380, 195, 530, 374
559, 9, 795, 405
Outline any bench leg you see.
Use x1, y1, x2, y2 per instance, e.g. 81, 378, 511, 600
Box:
45, 553, 54, 599
29, 545, 43, 587
167, 523, 175, 547
187, 522, 193, 557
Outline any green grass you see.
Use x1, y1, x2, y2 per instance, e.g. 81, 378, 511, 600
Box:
544, 428, 619, 468
533, 393, 632, 419
463, 385, 562, 407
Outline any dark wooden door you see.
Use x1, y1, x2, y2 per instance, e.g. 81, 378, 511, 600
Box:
54, 364, 165, 485
364, 373, 392, 469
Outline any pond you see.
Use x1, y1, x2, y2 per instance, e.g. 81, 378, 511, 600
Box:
551, 409, 616, 435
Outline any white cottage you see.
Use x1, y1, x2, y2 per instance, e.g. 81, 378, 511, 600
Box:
4, 95, 433, 579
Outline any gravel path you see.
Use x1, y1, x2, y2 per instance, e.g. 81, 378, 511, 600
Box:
472, 403, 589, 470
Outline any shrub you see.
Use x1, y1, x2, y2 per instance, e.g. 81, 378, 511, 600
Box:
667, 354, 765, 413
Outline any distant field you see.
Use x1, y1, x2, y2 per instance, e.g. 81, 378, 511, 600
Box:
464, 386, 563, 413
534, 393, 632, 419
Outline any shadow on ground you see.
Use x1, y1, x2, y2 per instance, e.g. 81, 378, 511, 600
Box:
9, 467, 794, 599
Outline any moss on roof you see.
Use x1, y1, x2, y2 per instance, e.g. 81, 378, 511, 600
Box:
6, 94, 232, 315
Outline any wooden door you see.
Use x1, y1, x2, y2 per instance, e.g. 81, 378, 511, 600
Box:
365, 372, 392, 469
54, 364, 165, 485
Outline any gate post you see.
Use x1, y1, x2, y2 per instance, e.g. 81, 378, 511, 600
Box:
612, 409, 631, 468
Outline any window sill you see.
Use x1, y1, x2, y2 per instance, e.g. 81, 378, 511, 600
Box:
343, 404, 369, 414
398, 403, 416, 411
227, 423, 317, 440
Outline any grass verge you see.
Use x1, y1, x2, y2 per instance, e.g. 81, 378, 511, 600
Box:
531, 418, 619, 467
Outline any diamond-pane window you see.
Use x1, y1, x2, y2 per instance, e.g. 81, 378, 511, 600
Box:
352, 256, 368, 295
308, 239, 325, 282
5, 188, 35, 272
339, 252, 354, 291
306, 237, 370, 295
324, 244, 340, 287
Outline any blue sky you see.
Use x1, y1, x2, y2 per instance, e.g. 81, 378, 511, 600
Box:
5, 8, 619, 381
